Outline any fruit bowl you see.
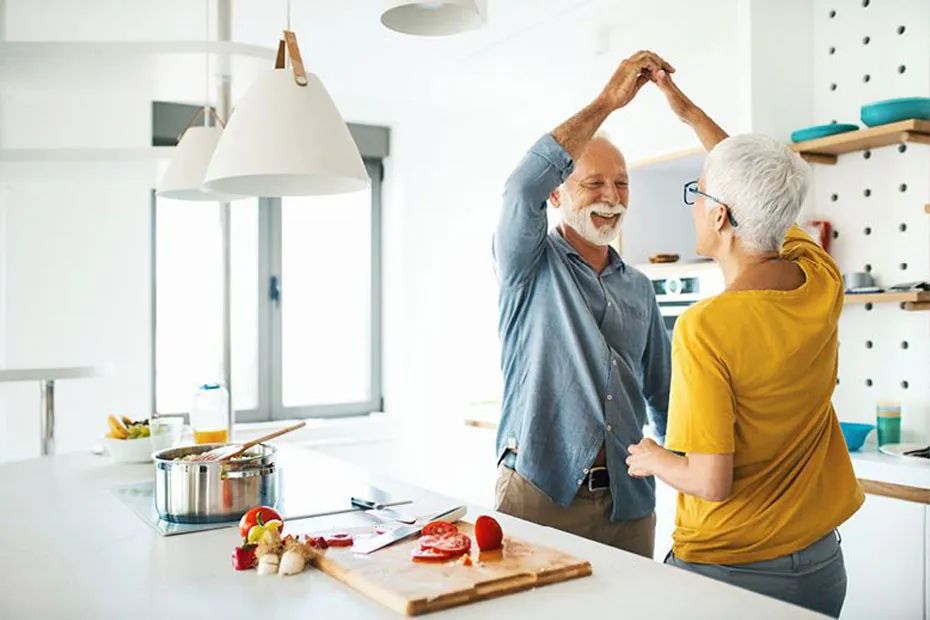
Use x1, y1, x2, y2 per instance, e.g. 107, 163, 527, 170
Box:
103, 436, 154, 463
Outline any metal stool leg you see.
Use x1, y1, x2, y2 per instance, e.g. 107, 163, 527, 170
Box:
40, 379, 55, 456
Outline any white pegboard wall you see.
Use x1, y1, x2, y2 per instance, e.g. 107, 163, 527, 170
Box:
809, 0, 930, 440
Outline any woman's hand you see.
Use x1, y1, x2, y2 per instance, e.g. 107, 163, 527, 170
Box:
654, 69, 700, 124
628, 439, 735, 501
626, 437, 667, 478
653, 68, 729, 150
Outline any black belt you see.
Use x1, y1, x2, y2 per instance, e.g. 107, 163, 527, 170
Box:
501, 450, 610, 492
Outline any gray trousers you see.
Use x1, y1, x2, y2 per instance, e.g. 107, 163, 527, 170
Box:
665, 531, 847, 618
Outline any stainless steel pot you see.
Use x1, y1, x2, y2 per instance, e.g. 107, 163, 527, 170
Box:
153, 443, 278, 523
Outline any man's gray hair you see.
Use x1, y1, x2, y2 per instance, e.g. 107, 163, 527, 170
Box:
703, 134, 811, 253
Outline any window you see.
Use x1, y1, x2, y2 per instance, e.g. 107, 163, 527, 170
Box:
153, 160, 383, 420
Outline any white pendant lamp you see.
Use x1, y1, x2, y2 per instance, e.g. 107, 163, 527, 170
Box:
381, 0, 486, 36
157, 0, 240, 201
157, 119, 242, 201
204, 31, 369, 197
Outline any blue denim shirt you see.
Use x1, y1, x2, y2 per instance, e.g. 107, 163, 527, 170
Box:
493, 133, 671, 522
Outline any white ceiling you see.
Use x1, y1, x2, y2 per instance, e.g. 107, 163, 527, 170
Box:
231, 0, 742, 128
3, 0, 744, 156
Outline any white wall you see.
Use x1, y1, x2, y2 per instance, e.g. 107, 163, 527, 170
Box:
0, 165, 154, 460
806, 0, 930, 441
625, 157, 704, 266
0, 0, 817, 462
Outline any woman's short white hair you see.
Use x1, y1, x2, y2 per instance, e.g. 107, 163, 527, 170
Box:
703, 134, 811, 253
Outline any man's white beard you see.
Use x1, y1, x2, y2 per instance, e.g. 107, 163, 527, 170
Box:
560, 191, 627, 246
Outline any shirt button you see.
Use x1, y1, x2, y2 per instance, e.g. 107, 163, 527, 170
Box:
607, 424, 613, 432
606, 394, 613, 401
583, 468, 589, 474
612, 359, 617, 366
607, 302, 612, 308
577, 478, 584, 485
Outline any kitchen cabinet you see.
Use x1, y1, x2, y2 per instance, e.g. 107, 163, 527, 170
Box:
839, 493, 926, 619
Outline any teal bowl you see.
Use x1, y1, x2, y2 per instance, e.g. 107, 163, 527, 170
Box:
840, 422, 875, 452
790, 123, 859, 143
860, 97, 930, 127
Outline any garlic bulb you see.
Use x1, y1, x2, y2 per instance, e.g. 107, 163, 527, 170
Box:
279, 549, 306, 576
257, 553, 280, 576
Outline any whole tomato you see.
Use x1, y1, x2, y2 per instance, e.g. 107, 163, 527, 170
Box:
238, 506, 283, 540
474, 515, 503, 551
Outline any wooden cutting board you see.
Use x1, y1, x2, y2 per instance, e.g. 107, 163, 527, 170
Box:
311, 522, 592, 616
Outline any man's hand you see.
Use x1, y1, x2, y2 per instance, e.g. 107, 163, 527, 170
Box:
550, 50, 675, 160
598, 50, 675, 111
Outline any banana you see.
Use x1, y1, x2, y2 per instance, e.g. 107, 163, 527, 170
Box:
107, 415, 129, 439
121, 415, 134, 427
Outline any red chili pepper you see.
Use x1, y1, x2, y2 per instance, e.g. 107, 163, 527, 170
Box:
306, 535, 329, 549
232, 544, 257, 571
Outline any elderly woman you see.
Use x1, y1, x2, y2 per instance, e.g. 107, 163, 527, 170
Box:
626, 70, 864, 618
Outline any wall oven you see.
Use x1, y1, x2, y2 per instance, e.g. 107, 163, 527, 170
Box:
636, 261, 724, 335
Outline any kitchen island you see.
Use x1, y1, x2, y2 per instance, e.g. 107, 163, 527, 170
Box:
0, 446, 826, 619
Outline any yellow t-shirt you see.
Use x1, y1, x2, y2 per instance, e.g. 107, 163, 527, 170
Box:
665, 225, 864, 565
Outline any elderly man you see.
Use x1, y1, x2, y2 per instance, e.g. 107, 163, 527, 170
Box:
492, 51, 674, 557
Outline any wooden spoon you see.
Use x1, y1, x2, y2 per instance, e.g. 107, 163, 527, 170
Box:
194, 420, 307, 462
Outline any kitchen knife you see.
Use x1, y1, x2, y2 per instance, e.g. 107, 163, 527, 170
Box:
352, 504, 468, 554
350, 496, 416, 524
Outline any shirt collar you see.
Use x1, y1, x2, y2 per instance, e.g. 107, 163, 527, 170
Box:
549, 228, 626, 274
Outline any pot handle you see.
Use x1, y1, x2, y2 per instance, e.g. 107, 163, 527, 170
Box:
221, 465, 276, 480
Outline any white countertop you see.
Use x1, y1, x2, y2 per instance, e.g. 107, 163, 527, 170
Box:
850, 445, 930, 489
0, 447, 826, 619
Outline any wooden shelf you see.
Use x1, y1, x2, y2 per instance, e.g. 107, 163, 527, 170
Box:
463, 418, 498, 430
628, 146, 704, 174
845, 291, 930, 310
791, 119, 930, 165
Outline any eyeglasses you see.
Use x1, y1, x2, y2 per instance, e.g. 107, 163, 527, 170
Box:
683, 180, 738, 227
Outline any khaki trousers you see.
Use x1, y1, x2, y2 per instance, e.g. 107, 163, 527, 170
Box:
494, 465, 655, 558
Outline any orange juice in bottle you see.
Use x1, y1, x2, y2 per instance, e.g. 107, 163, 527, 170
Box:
193, 428, 229, 444
190, 383, 230, 445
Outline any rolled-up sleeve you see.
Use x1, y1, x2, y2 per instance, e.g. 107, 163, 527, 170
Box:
494, 133, 574, 288
642, 296, 671, 439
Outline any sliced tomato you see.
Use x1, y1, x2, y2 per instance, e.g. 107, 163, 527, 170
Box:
421, 532, 471, 555
411, 547, 455, 563
421, 520, 458, 537
324, 533, 354, 547
417, 534, 447, 550
474, 515, 503, 551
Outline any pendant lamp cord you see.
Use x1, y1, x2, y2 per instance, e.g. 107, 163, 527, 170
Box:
204, 0, 210, 126
285, 0, 291, 68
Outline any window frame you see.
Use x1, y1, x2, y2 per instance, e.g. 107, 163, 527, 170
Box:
150, 124, 387, 422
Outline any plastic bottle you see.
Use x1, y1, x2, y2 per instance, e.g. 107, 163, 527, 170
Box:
190, 383, 230, 444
